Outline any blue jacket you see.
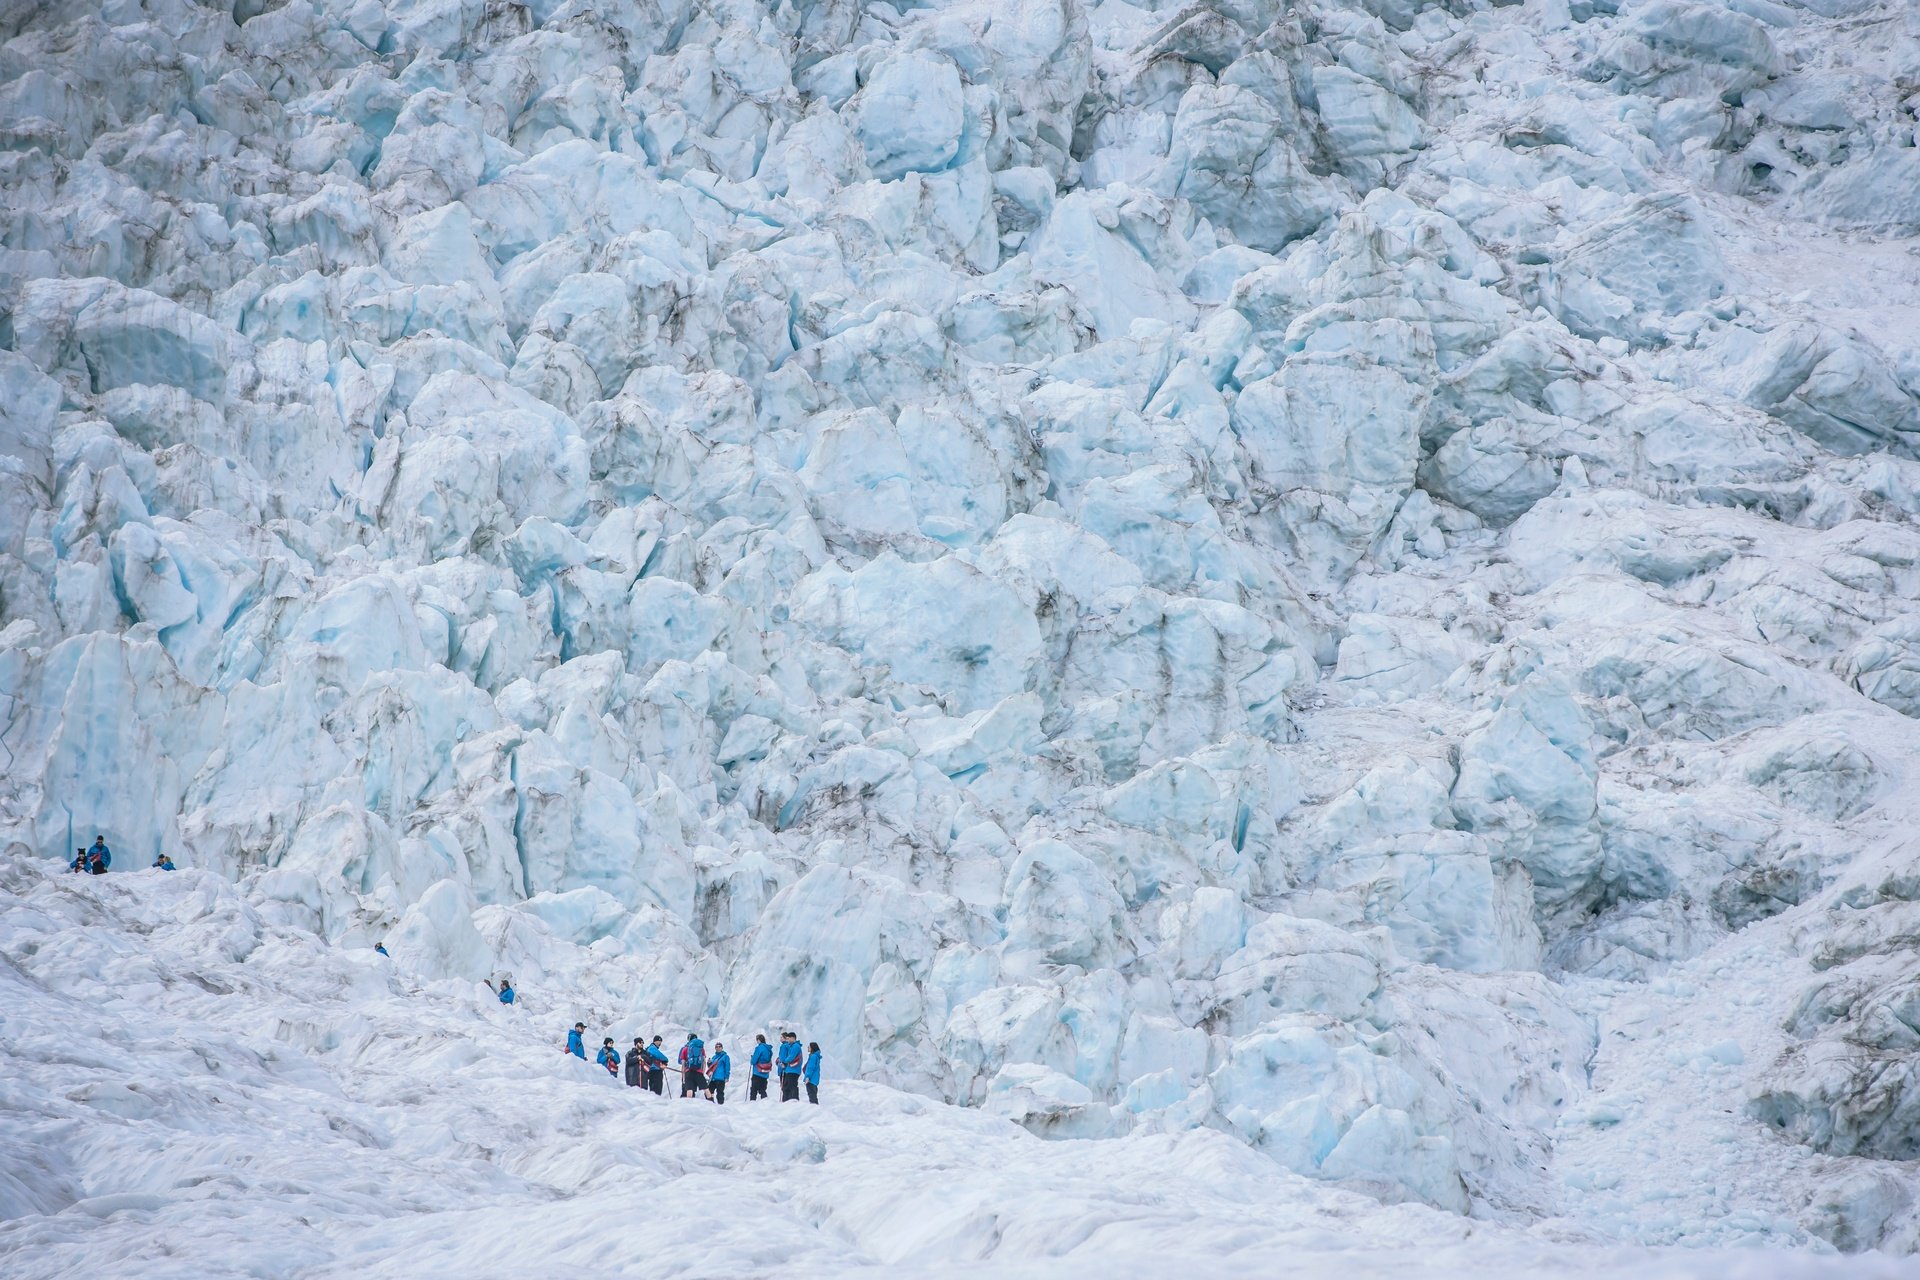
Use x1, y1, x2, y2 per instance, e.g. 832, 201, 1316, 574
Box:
566, 1029, 585, 1058
709, 1050, 730, 1083
597, 1046, 620, 1071
804, 1050, 821, 1086
497, 986, 514, 1004
683, 1036, 705, 1070
751, 1044, 773, 1076
777, 1041, 803, 1075
90, 842, 111, 870
644, 1044, 668, 1067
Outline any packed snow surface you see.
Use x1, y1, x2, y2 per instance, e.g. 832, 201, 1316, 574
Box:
4, 0, 1920, 1271
0, 861, 1915, 1280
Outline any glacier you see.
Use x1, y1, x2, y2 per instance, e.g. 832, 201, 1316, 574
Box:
4, 0, 1920, 1272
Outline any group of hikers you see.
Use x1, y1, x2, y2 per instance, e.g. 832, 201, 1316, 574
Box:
475, 972, 823, 1104
566, 1025, 823, 1104
61, 840, 824, 1106
65, 837, 175, 873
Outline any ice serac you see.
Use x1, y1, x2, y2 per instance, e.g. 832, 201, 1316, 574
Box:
5, 0, 1920, 1258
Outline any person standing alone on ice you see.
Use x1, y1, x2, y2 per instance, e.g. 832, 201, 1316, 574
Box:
777, 1031, 803, 1101
749, 1034, 773, 1100
625, 1038, 647, 1088
708, 1042, 730, 1104
680, 1031, 706, 1098
566, 1023, 586, 1059
804, 1042, 822, 1104
486, 977, 514, 1004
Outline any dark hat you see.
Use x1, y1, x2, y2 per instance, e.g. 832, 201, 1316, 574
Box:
574, 1022, 585, 1029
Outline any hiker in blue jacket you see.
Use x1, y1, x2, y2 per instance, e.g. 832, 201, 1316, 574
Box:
804, 1042, 822, 1104
644, 1036, 668, 1094
88, 837, 111, 873
749, 1034, 773, 1101
597, 1038, 620, 1075
487, 978, 515, 1004
680, 1032, 707, 1097
565, 1023, 586, 1058
152, 854, 175, 871
707, 1042, 731, 1105
69, 848, 87, 873
777, 1031, 804, 1102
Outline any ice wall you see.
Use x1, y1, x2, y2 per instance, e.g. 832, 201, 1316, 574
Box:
3, 0, 1920, 1243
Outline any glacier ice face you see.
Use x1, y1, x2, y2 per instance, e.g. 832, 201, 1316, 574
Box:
5, 0, 1920, 1259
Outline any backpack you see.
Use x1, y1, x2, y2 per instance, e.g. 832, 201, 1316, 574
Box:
685, 1038, 705, 1070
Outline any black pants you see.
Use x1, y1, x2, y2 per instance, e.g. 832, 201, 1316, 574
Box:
749, 1075, 768, 1100
682, 1069, 705, 1097
806, 1083, 818, 1104
711, 1080, 726, 1105
781, 1074, 800, 1101
647, 1069, 663, 1094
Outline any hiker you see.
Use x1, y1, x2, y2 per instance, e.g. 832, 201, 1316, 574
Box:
486, 978, 515, 1005
88, 837, 111, 873
69, 848, 87, 873
374, 943, 389, 957
645, 1036, 668, 1094
749, 1034, 773, 1101
708, 1042, 731, 1105
597, 1038, 620, 1076
680, 1031, 707, 1098
565, 1023, 586, 1059
777, 1031, 803, 1101
152, 854, 175, 871
804, 1042, 822, 1104
624, 1038, 647, 1088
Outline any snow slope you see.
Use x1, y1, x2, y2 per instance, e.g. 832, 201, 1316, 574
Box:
0, 855, 1911, 1278
4, 0, 1920, 1267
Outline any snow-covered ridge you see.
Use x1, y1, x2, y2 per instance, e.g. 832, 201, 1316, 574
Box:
3, 0, 1919, 1263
